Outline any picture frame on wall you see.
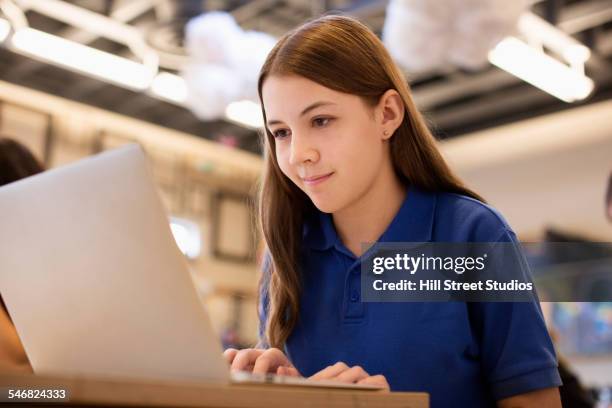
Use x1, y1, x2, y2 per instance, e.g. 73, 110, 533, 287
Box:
210, 191, 255, 263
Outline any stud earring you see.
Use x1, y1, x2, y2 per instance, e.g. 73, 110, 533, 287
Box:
383, 130, 389, 136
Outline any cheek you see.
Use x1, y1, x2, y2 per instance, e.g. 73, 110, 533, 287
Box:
333, 132, 385, 192
336, 127, 384, 172
275, 144, 297, 180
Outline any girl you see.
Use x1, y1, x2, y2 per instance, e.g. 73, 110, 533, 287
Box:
224, 15, 562, 408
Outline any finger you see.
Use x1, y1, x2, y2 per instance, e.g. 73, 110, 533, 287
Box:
357, 375, 390, 391
231, 349, 264, 372
223, 348, 238, 364
309, 362, 349, 380
284, 366, 301, 377
335, 365, 369, 383
252, 348, 291, 374
277, 365, 301, 377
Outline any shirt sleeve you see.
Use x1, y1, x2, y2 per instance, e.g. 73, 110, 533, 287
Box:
470, 228, 562, 400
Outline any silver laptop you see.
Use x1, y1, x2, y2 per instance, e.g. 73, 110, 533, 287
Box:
0, 144, 382, 390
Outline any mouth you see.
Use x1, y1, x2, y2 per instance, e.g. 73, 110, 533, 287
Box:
301, 172, 334, 186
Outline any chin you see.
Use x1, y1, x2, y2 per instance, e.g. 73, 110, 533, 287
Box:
307, 195, 338, 214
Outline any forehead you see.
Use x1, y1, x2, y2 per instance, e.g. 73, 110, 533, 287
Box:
262, 75, 362, 119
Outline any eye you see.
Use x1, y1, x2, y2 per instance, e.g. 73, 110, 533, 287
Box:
271, 128, 290, 139
312, 117, 332, 127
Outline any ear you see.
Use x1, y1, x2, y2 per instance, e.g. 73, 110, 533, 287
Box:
376, 89, 405, 141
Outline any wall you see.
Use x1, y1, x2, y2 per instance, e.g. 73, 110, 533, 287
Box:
441, 99, 612, 241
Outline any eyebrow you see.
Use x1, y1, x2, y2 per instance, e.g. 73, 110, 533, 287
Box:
266, 101, 336, 127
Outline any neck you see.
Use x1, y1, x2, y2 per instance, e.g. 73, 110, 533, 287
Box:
332, 161, 407, 258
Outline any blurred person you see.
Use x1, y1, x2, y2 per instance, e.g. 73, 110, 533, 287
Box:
0, 137, 44, 186
542, 305, 596, 408
223, 15, 561, 408
0, 136, 44, 373
537, 171, 612, 407
557, 355, 596, 408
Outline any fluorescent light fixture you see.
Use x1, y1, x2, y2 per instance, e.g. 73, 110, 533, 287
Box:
150, 72, 188, 105
11, 27, 154, 90
518, 13, 591, 65
169, 216, 201, 260
225, 100, 264, 128
488, 37, 594, 103
0, 18, 10, 42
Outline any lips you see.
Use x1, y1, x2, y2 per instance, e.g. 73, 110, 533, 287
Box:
302, 172, 334, 186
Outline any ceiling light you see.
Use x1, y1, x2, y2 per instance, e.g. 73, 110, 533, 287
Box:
488, 37, 594, 103
150, 72, 188, 105
11, 27, 154, 90
518, 12, 591, 65
0, 18, 10, 42
225, 100, 264, 128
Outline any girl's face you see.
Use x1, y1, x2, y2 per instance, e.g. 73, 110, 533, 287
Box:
262, 74, 397, 214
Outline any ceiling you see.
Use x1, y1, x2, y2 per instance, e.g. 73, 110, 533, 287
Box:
0, 0, 611, 155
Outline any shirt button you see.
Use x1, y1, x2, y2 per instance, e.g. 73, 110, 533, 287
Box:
350, 289, 359, 302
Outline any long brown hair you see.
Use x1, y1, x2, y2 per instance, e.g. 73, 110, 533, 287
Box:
256, 14, 485, 349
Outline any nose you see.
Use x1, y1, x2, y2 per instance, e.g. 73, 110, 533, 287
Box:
289, 132, 319, 165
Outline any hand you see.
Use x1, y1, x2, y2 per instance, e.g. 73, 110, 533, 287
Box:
309, 362, 390, 391
223, 347, 300, 376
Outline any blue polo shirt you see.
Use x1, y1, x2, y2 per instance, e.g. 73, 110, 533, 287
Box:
259, 184, 561, 407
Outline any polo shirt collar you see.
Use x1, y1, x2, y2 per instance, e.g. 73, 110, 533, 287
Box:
303, 184, 437, 251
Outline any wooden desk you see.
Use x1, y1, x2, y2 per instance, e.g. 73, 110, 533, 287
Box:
0, 372, 428, 407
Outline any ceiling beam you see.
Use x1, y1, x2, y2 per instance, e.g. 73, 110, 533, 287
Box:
411, 0, 612, 112
431, 67, 612, 134
3, 0, 154, 82
558, 0, 612, 34
231, 0, 280, 24
15, 0, 145, 49
61, 0, 154, 44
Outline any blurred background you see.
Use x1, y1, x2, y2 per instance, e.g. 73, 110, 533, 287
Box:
0, 0, 611, 405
